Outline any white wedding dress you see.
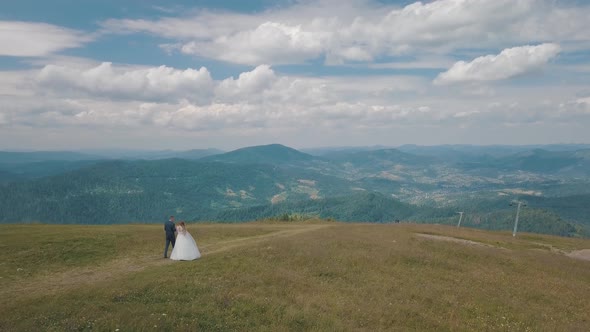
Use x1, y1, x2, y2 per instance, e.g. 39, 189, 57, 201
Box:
170, 225, 201, 261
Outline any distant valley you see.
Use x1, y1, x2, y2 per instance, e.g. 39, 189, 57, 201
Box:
1, 144, 589, 237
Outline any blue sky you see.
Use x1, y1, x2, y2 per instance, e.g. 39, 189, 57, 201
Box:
1, 0, 590, 150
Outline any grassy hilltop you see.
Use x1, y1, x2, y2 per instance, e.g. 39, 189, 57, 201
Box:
1, 221, 589, 331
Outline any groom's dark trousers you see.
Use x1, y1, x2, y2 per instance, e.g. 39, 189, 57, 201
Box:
164, 220, 176, 258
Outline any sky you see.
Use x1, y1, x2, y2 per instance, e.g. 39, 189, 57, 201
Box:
1, 0, 590, 151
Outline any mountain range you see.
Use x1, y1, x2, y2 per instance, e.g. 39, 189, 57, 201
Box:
1, 144, 589, 237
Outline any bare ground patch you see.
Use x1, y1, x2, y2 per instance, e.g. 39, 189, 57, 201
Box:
417, 233, 590, 262
415, 233, 502, 249
566, 249, 590, 262
529, 242, 590, 262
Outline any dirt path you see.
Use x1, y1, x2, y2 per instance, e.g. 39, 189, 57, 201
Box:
0, 224, 331, 303
200, 224, 330, 254
566, 249, 590, 262
415, 233, 502, 249
416, 233, 590, 262
526, 242, 590, 262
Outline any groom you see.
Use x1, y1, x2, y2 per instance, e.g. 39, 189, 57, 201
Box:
163, 215, 177, 258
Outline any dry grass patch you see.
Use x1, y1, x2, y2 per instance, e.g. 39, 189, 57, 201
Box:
0, 222, 589, 331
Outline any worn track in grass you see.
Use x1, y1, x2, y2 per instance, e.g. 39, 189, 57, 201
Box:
0, 224, 332, 303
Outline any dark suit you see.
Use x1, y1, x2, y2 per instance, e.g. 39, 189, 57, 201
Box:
164, 220, 176, 258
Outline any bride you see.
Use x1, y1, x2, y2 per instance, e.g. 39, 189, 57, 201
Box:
170, 221, 201, 261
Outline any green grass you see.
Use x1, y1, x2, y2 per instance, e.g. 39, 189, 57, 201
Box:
0, 224, 276, 282
0, 225, 121, 280
1, 222, 589, 331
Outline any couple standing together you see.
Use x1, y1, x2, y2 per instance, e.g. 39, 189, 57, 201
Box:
164, 216, 201, 260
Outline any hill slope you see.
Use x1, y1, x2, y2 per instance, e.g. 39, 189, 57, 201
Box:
0, 151, 102, 163
200, 144, 317, 165
2, 144, 590, 237
216, 191, 449, 222
0, 159, 356, 223
324, 148, 434, 167
1, 223, 589, 331
456, 149, 590, 176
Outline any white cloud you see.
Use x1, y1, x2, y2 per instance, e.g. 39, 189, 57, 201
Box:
216, 65, 278, 101
366, 55, 454, 69
2, 58, 590, 149
0, 61, 437, 131
101, 11, 257, 40
558, 97, 590, 118
3, 1, 590, 148
37, 62, 214, 103
0, 70, 37, 97
32, 61, 425, 106
181, 22, 326, 65
434, 43, 561, 85
0, 21, 91, 57
100, 0, 590, 65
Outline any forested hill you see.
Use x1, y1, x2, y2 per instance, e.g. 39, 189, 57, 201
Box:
215, 192, 449, 222
214, 192, 584, 237
1, 144, 590, 237
0, 159, 356, 224
199, 144, 318, 165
